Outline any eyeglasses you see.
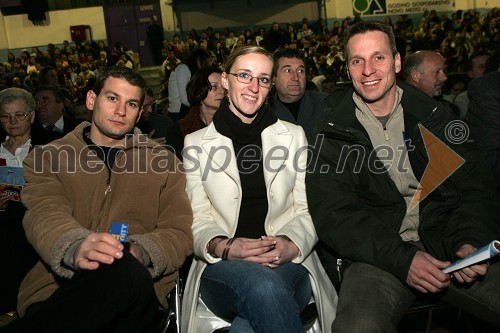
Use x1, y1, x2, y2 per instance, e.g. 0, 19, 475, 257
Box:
228, 72, 272, 88
0, 112, 32, 123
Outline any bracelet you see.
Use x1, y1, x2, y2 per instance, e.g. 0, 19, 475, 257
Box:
207, 237, 227, 258
277, 235, 300, 259
222, 237, 236, 260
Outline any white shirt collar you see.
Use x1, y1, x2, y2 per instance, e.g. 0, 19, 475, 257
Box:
0, 137, 32, 167
44, 115, 65, 132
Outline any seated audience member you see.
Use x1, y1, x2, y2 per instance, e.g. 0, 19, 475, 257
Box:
297, 22, 314, 42
454, 51, 490, 119
181, 46, 337, 333
321, 77, 337, 93
0, 66, 193, 332
118, 53, 134, 69
404, 51, 447, 98
306, 21, 500, 332
404, 50, 460, 117
161, 50, 182, 91
168, 48, 211, 121
166, 66, 223, 158
26, 55, 38, 76
466, 60, 500, 192
38, 66, 59, 86
442, 73, 467, 103
312, 67, 339, 92
79, 63, 95, 83
271, 48, 327, 141
2, 63, 18, 87
137, 88, 172, 140
0, 88, 39, 318
32, 85, 82, 144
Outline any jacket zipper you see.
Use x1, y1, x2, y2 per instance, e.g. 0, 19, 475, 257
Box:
326, 122, 373, 148
104, 179, 111, 196
104, 157, 113, 196
383, 125, 389, 141
98, 151, 119, 232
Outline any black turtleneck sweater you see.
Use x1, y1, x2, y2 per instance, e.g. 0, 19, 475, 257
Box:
82, 126, 122, 170
213, 98, 277, 238
279, 96, 303, 121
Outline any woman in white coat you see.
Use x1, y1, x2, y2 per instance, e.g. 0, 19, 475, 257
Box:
181, 45, 337, 333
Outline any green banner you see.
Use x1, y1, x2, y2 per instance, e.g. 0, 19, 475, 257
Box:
352, 0, 387, 16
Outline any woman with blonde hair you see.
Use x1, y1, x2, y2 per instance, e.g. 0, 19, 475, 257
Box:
181, 45, 337, 333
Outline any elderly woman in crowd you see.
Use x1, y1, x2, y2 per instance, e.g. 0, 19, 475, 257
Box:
0, 88, 39, 317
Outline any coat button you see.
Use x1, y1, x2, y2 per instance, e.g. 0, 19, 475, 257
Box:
268, 225, 274, 232
270, 191, 274, 198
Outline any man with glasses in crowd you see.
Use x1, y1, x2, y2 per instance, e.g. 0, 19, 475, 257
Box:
32, 85, 81, 144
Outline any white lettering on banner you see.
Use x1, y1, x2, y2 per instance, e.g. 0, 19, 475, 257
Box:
140, 5, 154, 10
386, 0, 452, 15
388, 3, 411, 8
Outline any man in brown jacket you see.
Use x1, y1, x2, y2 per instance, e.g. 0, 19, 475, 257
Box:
0, 66, 193, 332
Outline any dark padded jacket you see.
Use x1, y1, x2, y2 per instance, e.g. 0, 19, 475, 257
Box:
306, 81, 499, 284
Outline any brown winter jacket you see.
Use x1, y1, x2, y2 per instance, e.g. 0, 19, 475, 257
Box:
18, 122, 193, 316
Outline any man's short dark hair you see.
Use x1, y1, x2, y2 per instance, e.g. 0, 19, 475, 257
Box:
466, 51, 490, 71
272, 48, 306, 77
342, 20, 398, 62
33, 84, 64, 102
92, 66, 147, 106
38, 66, 58, 86
485, 49, 500, 73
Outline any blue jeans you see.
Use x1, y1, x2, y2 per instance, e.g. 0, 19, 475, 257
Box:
200, 260, 312, 333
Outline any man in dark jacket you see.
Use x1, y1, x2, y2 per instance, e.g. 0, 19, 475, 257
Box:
306, 21, 500, 332
146, 17, 164, 66
404, 50, 460, 117
466, 69, 500, 193
271, 48, 327, 142
263, 22, 287, 53
32, 85, 82, 145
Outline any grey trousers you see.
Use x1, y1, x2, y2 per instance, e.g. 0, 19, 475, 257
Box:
332, 260, 500, 333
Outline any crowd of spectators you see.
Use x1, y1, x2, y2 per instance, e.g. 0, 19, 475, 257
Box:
0, 40, 137, 119
156, 8, 498, 98
0, 7, 499, 329
1, 7, 498, 104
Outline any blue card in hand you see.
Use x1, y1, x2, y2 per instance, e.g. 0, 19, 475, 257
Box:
110, 222, 129, 243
